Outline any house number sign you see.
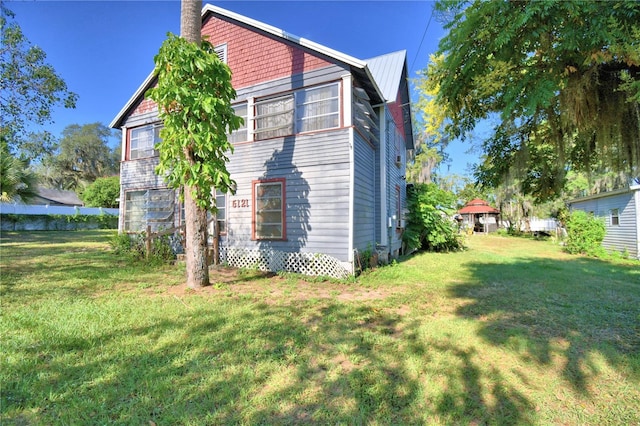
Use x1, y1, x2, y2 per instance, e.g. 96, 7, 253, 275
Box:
231, 199, 250, 208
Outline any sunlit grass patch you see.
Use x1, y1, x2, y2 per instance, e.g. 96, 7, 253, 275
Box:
1, 231, 638, 424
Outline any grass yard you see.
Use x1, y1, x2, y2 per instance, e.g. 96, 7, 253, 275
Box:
1, 230, 639, 425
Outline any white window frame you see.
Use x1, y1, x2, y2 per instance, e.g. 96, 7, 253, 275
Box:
228, 103, 248, 143
254, 94, 294, 140
124, 188, 175, 232
129, 124, 162, 160
253, 82, 340, 141
215, 44, 227, 64
296, 83, 340, 133
611, 208, 620, 226
215, 189, 227, 235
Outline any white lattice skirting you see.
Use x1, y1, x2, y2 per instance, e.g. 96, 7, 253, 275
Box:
220, 247, 351, 279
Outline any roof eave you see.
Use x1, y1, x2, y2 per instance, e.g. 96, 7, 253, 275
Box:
203, 5, 385, 104
204, 5, 368, 68
110, 4, 387, 129
568, 184, 640, 204
109, 71, 156, 129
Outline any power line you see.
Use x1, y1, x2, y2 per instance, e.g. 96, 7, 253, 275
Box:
410, 5, 434, 72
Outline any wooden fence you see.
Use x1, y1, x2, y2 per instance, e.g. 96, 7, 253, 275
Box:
142, 218, 220, 264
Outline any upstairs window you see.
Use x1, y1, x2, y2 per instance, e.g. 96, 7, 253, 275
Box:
296, 84, 340, 132
254, 82, 340, 140
129, 124, 162, 160
215, 44, 227, 64
255, 95, 294, 140
228, 103, 248, 143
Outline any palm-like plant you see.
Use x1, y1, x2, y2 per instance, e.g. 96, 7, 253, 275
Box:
1, 142, 38, 203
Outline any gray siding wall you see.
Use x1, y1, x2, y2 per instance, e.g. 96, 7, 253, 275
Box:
384, 108, 406, 257
571, 189, 639, 259
217, 66, 352, 261
221, 129, 351, 261
353, 131, 377, 253
119, 108, 168, 232
234, 64, 348, 102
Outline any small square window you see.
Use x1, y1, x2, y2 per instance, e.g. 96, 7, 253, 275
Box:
129, 124, 162, 160
296, 84, 339, 132
611, 208, 620, 226
215, 44, 227, 64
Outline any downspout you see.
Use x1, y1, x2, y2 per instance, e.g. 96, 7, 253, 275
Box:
635, 187, 640, 259
118, 127, 127, 233
379, 110, 388, 250
342, 74, 355, 270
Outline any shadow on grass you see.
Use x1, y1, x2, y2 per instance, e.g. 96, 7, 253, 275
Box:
2, 298, 536, 424
0, 231, 178, 302
451, 255, 640, 394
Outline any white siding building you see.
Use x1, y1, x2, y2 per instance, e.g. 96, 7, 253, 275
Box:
568, 185, 640, 259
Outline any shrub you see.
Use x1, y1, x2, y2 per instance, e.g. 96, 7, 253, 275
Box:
109, 232, 175, 264
564, 210, 606, 256
80, 176, 120, 208
403, 183, 465, 252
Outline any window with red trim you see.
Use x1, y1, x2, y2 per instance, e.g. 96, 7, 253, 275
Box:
128, 124, 162, 160
253, 179, 286, 240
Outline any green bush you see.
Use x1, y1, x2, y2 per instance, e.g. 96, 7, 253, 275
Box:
0, 213, 117, 230
109, 232, 175, 264
403, 183, 465, 253
80, 176, 120, 208
564, 210, 606, 256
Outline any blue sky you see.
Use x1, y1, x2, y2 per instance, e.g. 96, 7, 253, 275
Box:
7, 0, 478, 175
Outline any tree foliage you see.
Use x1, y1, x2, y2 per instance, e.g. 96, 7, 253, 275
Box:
55, 123, 119, 187
403, 183, 464, 252
80, 176, 120, 208
0, 5, 77, 149
408, 55, 449, 184
0, 141, 37, 202
32, 123, 119, 191
431, 0, 640, 201
147, 33, 241, 209
147, 12, 241, 289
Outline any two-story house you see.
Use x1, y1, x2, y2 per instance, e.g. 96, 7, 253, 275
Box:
110, 4, 414, 278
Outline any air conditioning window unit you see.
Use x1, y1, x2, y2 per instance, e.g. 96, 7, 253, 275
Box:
395, 154, 402, 165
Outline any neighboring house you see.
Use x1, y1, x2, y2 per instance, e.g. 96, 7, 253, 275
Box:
32, 186, 83, 207
568, 185, 640, 259
109, 5, 414, 277
457, 198, 500, 233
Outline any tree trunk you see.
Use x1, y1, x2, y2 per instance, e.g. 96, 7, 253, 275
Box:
184, 185, 209, 288
180, 0, 201, 43
180, 0, 209, 288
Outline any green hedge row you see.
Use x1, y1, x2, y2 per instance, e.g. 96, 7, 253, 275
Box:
0, 213, 118, 231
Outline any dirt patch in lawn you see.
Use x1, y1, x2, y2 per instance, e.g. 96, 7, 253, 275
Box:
162, 265, 399, 304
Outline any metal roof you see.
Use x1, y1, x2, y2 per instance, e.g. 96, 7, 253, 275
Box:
34, 186, 83, 206
366, 50, 407, 103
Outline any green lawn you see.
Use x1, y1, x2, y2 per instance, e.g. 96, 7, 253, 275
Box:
1, 230, 639, 425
